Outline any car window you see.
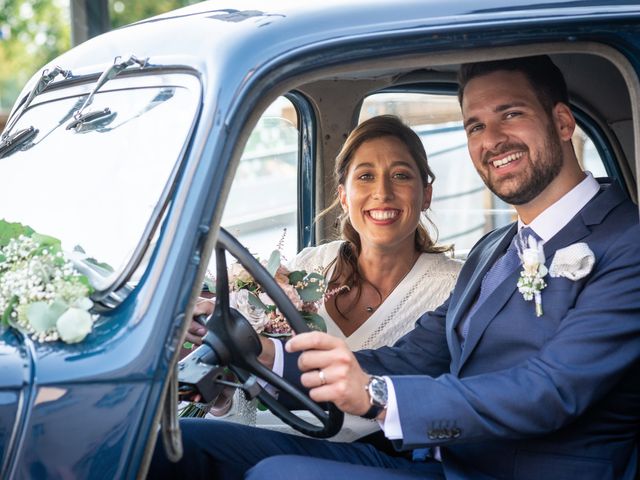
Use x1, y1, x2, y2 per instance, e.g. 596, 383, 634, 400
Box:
220, 96, 299, 261
359, 92, 608, 256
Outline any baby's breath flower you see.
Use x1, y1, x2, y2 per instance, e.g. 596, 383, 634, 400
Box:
0, 234, 95, 343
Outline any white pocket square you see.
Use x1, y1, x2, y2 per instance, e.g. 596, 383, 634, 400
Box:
549, 243, 595, 280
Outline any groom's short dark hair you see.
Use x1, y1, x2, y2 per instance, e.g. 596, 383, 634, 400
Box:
457, 55, 569, 113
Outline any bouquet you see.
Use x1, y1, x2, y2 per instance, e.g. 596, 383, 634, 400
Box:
178, 238, 328, 418
225, 247, 327, 336
0, 220, 96, 344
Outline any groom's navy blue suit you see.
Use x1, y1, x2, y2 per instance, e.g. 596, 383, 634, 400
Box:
348, 179, 640, 479
148, 180, 640, 480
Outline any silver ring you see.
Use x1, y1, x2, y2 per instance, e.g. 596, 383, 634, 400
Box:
318, 369, 326, 386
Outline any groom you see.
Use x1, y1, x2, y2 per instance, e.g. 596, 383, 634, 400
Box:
149, 56, 640, 479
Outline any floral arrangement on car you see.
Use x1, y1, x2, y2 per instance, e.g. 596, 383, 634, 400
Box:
0, 219, 96, 344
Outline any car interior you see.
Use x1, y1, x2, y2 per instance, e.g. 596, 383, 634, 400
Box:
172, 42, 639, 444
218, 44, 636, 268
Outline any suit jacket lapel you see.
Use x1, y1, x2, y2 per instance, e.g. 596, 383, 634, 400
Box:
448, 224, 516, 373
457, 180, 625, 372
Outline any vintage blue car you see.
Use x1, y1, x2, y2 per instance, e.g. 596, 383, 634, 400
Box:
0, 0, 638, 478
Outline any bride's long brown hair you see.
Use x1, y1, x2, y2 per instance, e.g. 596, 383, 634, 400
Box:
321, 115, 452, 311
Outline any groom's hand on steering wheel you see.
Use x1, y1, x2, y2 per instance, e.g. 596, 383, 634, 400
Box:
286, 331, 375, 418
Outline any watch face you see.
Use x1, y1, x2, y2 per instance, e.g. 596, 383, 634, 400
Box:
369, 376, 388, 407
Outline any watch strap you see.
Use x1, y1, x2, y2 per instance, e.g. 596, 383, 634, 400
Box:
361, 403, 385, 419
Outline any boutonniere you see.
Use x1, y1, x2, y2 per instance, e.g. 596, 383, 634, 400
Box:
516, 233, 548, 317
548, 243, 595, 280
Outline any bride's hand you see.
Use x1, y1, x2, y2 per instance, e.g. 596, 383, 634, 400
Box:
185, 297, 216, 346
184, 295, 276, 370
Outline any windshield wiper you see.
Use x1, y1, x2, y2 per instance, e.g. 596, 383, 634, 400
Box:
0, 66, 71, 159
0, 126, 39, 158
67, 55, 149, 131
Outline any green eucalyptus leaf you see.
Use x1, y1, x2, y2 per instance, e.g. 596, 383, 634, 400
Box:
76, 274, 94, 294
236, 279, 257, 292
266, 250, 281, 276
302, 312, 327, 333
1, 295, 19, 326
0, 220, 35, 247
261, 331, 292, 338
203, 277, 215, 293
296, 272, 326, 302
27, 301, 66, 332
247, 291, 267, 311
287, 270, 305, 285
31, 233, 62, 255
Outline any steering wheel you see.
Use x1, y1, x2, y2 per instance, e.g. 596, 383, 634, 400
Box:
201, 227, 344, 438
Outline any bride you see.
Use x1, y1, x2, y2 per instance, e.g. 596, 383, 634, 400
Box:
187, 115, 461, 442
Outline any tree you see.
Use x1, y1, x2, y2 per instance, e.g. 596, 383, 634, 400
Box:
0, 0, 201, 114
0, 0, 70, 112
109, 0, 201, 29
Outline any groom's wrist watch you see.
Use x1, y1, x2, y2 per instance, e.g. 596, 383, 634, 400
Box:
362, 375, 388, 419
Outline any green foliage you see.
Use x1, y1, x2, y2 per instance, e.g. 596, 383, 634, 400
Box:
247, 290, 267, 311
0, 219, 34, 247
291, 271, 325, 302
1, 295, 18, 326
302, 311, 326, 333
109, 0, 201, 29
266, 250, 281, 276
32, 232, 62, 256
0, 0, 201, 113
27, 299, 67, 332
0, 0, 71, 112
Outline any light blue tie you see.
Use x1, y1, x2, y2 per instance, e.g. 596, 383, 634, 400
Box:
459, 227, 538, 343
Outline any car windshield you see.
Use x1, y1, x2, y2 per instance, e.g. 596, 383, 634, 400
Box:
0, 72, 200, 286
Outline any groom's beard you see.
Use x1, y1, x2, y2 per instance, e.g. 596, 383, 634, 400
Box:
482, 123, 564, 206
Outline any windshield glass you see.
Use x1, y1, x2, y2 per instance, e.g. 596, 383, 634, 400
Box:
0, 73, 200, 283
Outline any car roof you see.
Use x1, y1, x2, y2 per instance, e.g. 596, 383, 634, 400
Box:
31, 0, 640, 76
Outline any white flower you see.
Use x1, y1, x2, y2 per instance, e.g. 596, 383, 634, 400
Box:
230, 289, 268, 333
228, 262, 253, 286
258, 292, 273, 306
56, 307, 93, 343
517, 232, 548, 317
549, 243, 595, 280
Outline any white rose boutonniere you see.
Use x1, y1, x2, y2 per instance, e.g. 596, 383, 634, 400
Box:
516, 232, 548, 317
548, 243, 595, 280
